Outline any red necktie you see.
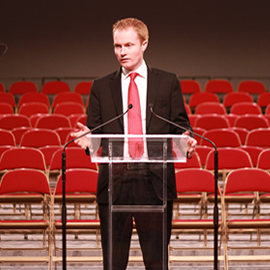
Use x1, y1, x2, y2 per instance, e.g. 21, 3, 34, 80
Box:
128, 73, 144, 158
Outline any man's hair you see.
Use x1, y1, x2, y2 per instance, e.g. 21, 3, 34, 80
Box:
113, 18, 149, 43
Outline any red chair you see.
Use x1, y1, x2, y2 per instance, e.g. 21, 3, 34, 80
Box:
0, 146, 14, 159
256, 92, 270, 111
8, 81, 38, 95
189, 92, 220, 109
174, 152, 201, 170
29, 113, 47, 127
180, 80, 201, 94
0, 82, 5, 92
55, 127, 75, 145
18, 92, 50, 109
35, 114, 71, 129
52, 92, 84, 109
0, 147, 46, 173
205, 148, 253, 183
11, 126, 32, 145
0, 92, 16, 109
192, 127, 206, 145
224, 114, 238, 127
195, 145, 213, 168
53, 102, 85, 116
238, 146, 263, 167
39, 145, 63, 168
194, 114, 230, 130
74, 81, 93, 95
0, 114, 31, 130
201, 128, 241, 147
231, 127, 249, 145
204, 79, 234, 94
230, 102, 262, 115
49, 147, 98, 174
234, 114, 269, 130
184, 103, 191, 114
237, 80, 266, 95
0, 103, 13, 114
187, 114, 201, 127
223, 92, 253, 110
257, 149, 270, 170
245, 128, 270, 148
265, 104, 270, 115
68, 114, 85, 127
20, 128, 61, 148
0, 169, 51, 256
18, 102, 49, 117
0, 129, 16, 146
41, 81, 70, 95
195, 102, 227, 115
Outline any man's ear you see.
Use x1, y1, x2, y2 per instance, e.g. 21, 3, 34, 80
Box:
142, 40, 148, 52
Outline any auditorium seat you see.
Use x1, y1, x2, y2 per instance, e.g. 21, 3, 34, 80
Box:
18, 92, 50, 110
55, 127, 75, 145
256, 92, 270, 113
230, 102, 262, 115
68, 113, 86, 128
237, 80, 266, 95
204, 79, 234, 95
39, 145, 63, 168
187, 114, 201, 127
0, 114, 31, 130
257, 149, 270, 171
200, 128, 242, 148
192, 127, 206, 145
8, 81, 38, 95
174, 152, 201, 170
223, 92, 253, 112
41, 81, 70, 95
52, 92, 84, 110
18, 102, 49, 117
205, 148, 253, 184
224, 113, 238, 127
35, 114, 71, 129
231, 127, 249, 145
238, 145, 263, 167
20, 128, 61, 148
245, 128, 270, 148
189, 92, 220, 111
234, 114, 269, 130
74, 81, 93, 95
265, 104, 270, 115
0, 92, 16, 110
180, 80, 201, 94
11, 126, 32, 145
195, 145, 213, 168
0, 82, 5, 92
184, 103, 191, 114
0, 103, 14, 114
194, 114, 230, 130
53, 102, 85, 116
0, 129, 16, 146
195, 102, 227, 115
0, 147, 46, 173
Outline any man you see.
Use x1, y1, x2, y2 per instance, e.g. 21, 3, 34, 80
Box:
72, 18, 197, 270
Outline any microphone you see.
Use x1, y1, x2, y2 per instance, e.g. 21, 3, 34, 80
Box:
64, 103, 133, 149
149, 103, 215, 148
149, 103, 219, 269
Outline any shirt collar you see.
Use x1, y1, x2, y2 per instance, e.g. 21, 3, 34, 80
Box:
122, 60, 147, 79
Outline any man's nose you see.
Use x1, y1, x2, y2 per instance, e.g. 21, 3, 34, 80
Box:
120, 46, 126, 55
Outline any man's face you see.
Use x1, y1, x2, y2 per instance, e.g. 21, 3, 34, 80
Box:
113, 27, 148, 72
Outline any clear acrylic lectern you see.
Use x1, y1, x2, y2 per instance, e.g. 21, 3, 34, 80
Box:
87, 134, 188, 270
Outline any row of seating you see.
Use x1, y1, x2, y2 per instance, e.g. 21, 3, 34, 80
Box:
1, 167, 270, 270
0, 81, 92, 95
1, 89, 270, 113
1, 79, 269, 95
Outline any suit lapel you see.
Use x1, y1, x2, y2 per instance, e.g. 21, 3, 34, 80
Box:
146, 66, 159, 130
109, 68, 124, 128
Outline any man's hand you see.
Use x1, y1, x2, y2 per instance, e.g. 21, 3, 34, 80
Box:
183, 131, 197, 159
70, 122, 91, 149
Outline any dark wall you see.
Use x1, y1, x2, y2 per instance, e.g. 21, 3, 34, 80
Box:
0, 0, 270, 90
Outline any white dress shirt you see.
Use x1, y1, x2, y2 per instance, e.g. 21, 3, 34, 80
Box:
121, 61, 148, 159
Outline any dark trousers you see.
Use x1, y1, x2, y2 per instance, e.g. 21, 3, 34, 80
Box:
98, 164, 173, 270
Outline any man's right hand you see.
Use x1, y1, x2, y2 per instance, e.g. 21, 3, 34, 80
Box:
71, 122, 91, 149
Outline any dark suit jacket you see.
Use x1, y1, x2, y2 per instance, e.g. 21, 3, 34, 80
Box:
86, 65, 192, 204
